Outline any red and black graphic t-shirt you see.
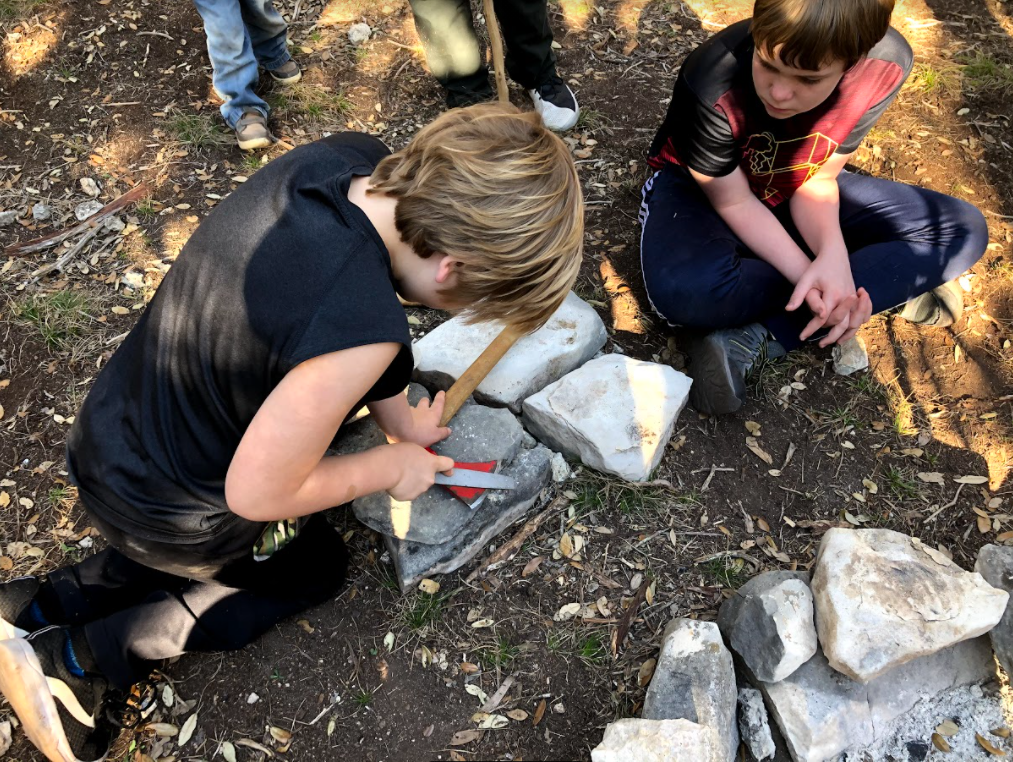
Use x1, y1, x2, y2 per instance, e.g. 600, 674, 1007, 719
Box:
648, 20, 913, 207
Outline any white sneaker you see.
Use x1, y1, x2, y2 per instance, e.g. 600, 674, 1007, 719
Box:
528, 74, 579, 131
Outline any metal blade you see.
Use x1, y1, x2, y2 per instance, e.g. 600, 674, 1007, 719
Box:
434, 470, 516, 490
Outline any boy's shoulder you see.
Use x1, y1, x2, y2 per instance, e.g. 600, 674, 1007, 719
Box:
678, 19, 753, 105
866, 26, 914, 74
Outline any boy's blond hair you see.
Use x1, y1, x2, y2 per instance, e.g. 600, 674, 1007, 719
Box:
369, 102, 584, 334
752, 0, 895, 71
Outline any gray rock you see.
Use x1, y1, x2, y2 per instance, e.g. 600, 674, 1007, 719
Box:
831, 336, 868, 376
591, 719, 714, 762
74, 200, 104, 221
412, 292, 606, 412
104, 215, 126, 233
756, 638, 995, 762
0, 210, 17, 226
717, 571, 816, 683
522, 354, 692, 482
550, 451, 570, 483
643, 619, 738, 762
31, 202, 51, 221
738, 687, 775, 761
385, 444, 552, 589
812, 528, 1008, 682
79, 177, 100, 197
348, 22, 371, 45
975, 544, 1013, 676
351, 404, 527, 545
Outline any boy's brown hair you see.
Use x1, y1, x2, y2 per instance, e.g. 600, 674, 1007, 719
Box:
752, 0, 895, 71
369, 102, 584, 334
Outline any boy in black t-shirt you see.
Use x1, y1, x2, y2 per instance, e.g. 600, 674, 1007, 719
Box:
0, 104, 583, 762
641, 0, 988, 415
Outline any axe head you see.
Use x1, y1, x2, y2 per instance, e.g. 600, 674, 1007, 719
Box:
427, 448, 497, 510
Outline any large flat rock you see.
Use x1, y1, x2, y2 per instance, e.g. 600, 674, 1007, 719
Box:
522, 354, 692, 482
756, 638, 995, 762
718, 571, 816, 684
811, 528, 1007, 682
974, 544, 1013, 677
643, 619, 738, 762
412, 292, 606, 412
349, 404, 528, 545
591, 719, 715, 762
385, 444, 552, 589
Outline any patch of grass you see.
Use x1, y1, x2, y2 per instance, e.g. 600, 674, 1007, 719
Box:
570, 473, 668, 516
961, 54, 1013, 96
478, 636, 519, 670
0, 0, 47, 20
165, 110, 230, 150
268, 83, 352, 121
883, 466, 919, 501
13, 291, 94, 351
701, 557, 748, 589
353, 688, 373, 707
241, 153, 266, 173
397, 591, 446, 632
48, 485, 72, 509
546, 631, 568, 654
883, 381, 917, 436
134, 198, 158, 218
848, 373, 885, 402
821, 406, 860, 431
987, 259, 1013, 285
575, 108, 611, 134
908, 62, 961, 95
576, 633, 608, 666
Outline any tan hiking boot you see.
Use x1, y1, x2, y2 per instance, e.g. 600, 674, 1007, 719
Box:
235, 110, 273, 151
268, 59, 302, 84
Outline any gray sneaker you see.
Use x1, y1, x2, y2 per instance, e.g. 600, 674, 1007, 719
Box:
686, 323, 785, 416
269, 59, 302, 84
235, 110, 273, 151
898, 280, 964, 327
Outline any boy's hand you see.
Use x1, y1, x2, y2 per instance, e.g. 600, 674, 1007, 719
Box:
387, 443, 455, 502
402, 391, 452, 448
786, 252, 857, 340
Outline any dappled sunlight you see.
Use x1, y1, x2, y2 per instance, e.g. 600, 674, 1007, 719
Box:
680, 0, 750, 29
599, 256, 646, 334
559, 0, 594, 33
892, 0, 946, 51
3, 10, 63, 76
614, 0, 650, 50
317, 0, 400, 27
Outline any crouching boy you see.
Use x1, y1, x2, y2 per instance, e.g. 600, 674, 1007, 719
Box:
0, 103, 583, 762
640, 0, 988, 415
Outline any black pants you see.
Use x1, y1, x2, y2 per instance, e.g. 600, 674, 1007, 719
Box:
408, 0, 556, 99
45, 514, 348, 689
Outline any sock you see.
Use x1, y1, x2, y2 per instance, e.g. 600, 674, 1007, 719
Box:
66, 627, 100, 676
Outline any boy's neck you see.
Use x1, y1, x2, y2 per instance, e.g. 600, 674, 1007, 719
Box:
347, 175, 411, 281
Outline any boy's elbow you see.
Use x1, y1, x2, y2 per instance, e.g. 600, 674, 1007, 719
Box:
225, 470, 262, 521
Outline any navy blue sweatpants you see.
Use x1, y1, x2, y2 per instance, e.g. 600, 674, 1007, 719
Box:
639, 167, 989, 351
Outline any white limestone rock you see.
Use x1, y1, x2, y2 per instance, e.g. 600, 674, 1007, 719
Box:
0, 210, 17, 226
31, 202, 51, 221
591, 719, 714, 762
522, 354, 691, 482
717, 571, 817, 683
738, 688, 775, 761
348, 22, 371, 45
812, 528, 1008, 682
643, 619, 738, 762
831, 336, 868, 376
75, 200, 103, 221
974, 544, 1013, 677
412, 292, 607, 412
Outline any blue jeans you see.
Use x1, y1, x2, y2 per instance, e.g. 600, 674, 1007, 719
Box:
191, 0, 292, 128
639, 167, 989, 351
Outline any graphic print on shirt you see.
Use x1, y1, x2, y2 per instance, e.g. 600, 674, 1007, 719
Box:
742, 131, 840, 204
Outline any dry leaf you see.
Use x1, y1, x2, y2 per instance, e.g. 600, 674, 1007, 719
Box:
993, 728, 1012, 739
450, 730, 484, 746
997, 531, 1013, 543
460, 662, 480, 674
0, 492, 8, 508
955, 475, 989, 485
757, 517, 770, 532
937, 719, 959, 736
745, 420, 761, 436
596, 596, 611, 616
418, 578, 440, 594
178, 713, 197, 746
522, 556, 545, 577
863, 479, 879, 494
977, 732, 1007, 756
472, 712, 509, 729
745, 437, 773, 465
932, 733, 952, 752
220, 741, 238, 762
0, 557, 12, 571
297, 619, 314, 634
145, 723, 178, 737
553, 602, 581, 622
471, 618, 495, 628
978, 515, 992, 534
638, 658, 657, 687
236, 738, 275, 756
533, 699, 546, 727
559, 533, 574, 558
269, 727, 292, 744
465, 684, 488, 704
918, 472, 946, 485
645, 581, 656, 604
901, 448, 924, 457
506, 709, 529, 721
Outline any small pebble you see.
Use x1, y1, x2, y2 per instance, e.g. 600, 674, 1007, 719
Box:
75, 200, 103, 221
0, 210, 17, 226
247, 692, 260, 704
32, 202, 52, 221
80, 177, 100, 197
348, 22, 371, 45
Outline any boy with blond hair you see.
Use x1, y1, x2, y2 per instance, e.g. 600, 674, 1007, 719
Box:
640, 0, 988, 415
0, 103, 583, 762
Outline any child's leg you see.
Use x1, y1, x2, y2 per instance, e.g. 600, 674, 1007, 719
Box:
639, 168, 796, 335
238, 0, 291, 71
491, 0, 555, 89
191, 0, 270, 127
82, 514, 349, 690
407, 0, 491, 106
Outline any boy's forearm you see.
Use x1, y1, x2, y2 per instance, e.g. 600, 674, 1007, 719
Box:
789, 179, 847, 260
713, 196, 812, 283
368, 393, 412, 441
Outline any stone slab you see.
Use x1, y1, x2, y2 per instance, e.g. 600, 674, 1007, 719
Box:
412, 292, 606, 412
738, 687, 775, 761
522, 354, 692, 482
975, 544, 1013, 677
591, 719, 714, 762
385, 444, 552, 589
812, 528, 1008, 682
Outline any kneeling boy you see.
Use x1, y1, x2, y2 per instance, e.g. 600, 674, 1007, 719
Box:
0, 103, 583, 762
640, 0, 988, 415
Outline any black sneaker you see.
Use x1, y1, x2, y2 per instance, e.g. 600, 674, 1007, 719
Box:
685, 323, 785, 416
898, 280, 964, 327
0, 626, 114, 761
528, 73, 579, 131
0, 576, 51, 639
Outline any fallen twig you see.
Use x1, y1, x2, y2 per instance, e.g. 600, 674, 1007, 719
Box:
479, 675, 514, 714
6, 183, 147, 256
464, 495, 567, 583
694, 550, 762, 569
27, 226, 104, 282
923, 483, 966, 524
611, 579, 649, 658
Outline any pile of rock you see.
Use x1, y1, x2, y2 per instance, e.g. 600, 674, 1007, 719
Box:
339, 292, 693, 589
592, 528, 1012, 762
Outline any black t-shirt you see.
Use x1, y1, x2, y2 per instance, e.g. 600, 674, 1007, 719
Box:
648, 20, 913, 206
67, 133, 412, 548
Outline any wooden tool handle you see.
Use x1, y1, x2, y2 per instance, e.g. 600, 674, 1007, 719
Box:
483, 0, 509, 103
439, 325, 521, 427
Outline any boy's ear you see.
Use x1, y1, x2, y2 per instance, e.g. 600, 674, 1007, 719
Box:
434, 255, 461, 284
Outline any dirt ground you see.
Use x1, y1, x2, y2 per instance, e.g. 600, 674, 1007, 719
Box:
1, 0, 1012, 760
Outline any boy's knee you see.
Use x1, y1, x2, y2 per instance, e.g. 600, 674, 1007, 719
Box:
946, 197, 989, 269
